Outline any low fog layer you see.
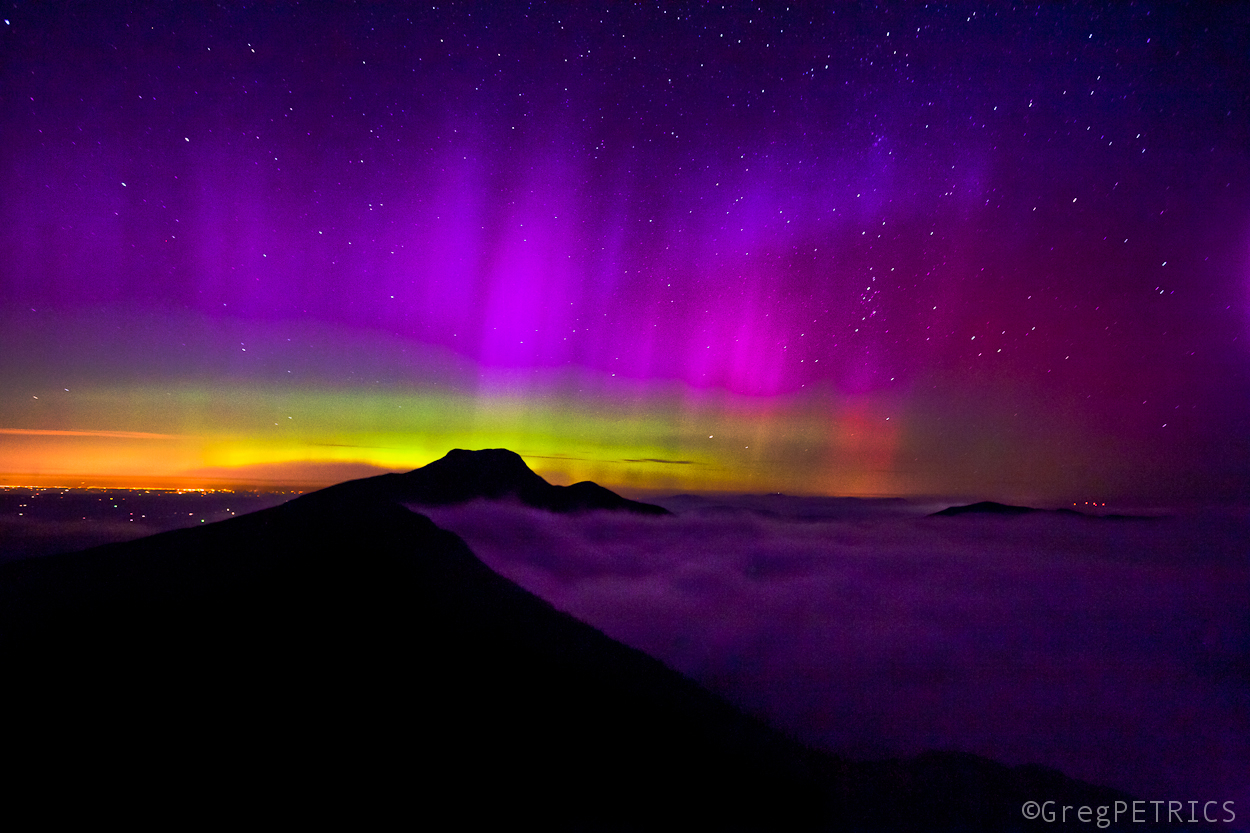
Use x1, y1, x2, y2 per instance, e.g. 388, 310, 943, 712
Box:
421, 496, 1249, 813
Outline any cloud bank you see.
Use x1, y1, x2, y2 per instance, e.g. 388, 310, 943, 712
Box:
421, 497, 1249, 813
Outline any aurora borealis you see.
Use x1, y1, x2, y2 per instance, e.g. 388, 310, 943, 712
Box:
2, 3, 1249, 504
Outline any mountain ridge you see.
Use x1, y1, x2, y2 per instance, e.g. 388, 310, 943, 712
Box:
0, 449, 1199, 829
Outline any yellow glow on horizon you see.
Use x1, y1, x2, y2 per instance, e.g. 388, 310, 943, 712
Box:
0, 376, 931, 496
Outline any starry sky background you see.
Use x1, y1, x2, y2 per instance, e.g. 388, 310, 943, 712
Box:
2, 2, 1249, 504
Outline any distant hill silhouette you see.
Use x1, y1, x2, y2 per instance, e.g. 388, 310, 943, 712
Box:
931, 500, 1046, 517
0, 450, 1195, 829
931, 500, 1152, 520
319, 447, 671, 515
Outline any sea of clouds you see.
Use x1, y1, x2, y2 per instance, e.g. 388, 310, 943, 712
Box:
420, 496, 1249, 815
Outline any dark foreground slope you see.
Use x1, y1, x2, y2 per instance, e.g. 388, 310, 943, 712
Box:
0, 453, 1197, 830
0, 490, 812, 828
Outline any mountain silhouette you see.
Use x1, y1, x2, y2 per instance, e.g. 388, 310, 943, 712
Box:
931, 500, 1044, 517
0, 451, 1196, 829
931, 500, 1152, 521
319, 447, 671, 515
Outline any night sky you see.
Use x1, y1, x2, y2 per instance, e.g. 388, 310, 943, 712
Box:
3, 2, 1249, 505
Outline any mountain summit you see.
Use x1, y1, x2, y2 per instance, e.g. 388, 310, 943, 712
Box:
320, 447, 671, 515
